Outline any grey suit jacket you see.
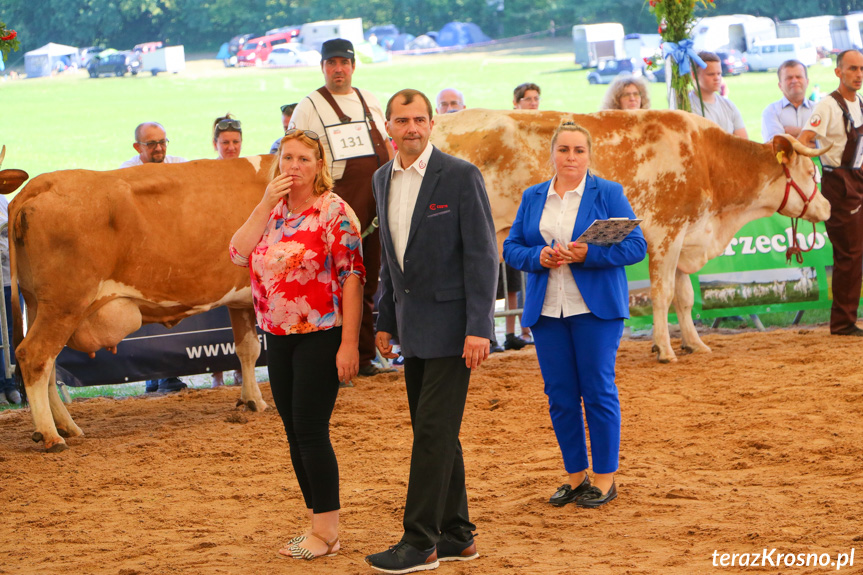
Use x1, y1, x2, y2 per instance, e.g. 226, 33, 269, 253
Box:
373, 146, 498, 359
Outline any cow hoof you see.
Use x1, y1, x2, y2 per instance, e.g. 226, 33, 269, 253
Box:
57, 428, 71, 438
235, 399, 244, 408
246, 400, 258, 412
680, 345, 695, 355
32, 431, 43, 443
650, 344, 658, 353
46, 442, 69, 453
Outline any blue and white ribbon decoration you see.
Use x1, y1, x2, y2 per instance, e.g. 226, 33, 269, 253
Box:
661, 39, 706, 75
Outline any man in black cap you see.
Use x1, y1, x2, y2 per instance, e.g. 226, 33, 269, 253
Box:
289, 38, 393, 377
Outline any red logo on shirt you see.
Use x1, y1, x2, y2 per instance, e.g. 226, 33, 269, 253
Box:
419, 160, 426, 169
430, 203, 449, 210
809, 114, 822, 128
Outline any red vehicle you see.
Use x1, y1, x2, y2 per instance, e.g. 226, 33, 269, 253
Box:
236, 32, 295, 66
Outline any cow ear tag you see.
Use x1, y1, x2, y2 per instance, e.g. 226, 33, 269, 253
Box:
775, 151, 786, 165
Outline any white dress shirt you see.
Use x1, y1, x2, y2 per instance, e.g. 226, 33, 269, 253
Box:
388, 143, 435, 270
539, 174, 591, 318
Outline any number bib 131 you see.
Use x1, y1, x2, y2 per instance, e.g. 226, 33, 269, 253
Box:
325, 121, 375, 161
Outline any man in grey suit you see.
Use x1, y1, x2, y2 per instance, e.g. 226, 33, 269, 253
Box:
364, 89, 498, 574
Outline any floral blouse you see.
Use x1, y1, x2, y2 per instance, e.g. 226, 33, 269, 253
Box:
230, 191, 365, 336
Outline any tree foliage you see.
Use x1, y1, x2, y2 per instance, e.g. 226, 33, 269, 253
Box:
3, 0, 863, 54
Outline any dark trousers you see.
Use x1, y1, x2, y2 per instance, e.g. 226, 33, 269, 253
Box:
266, 328, 342, 513
0, 286, 18, 394
401, 356, 475, 550
822, 171, 863, 333
531, 313, 623, 475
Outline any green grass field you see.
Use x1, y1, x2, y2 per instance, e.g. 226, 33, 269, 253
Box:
0, 37, 840, 179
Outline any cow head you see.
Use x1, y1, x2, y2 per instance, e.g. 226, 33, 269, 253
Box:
771, 135, 831, 223
0, 146, 30, 195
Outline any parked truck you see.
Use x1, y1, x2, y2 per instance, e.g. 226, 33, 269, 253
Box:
572, 23, 625, 68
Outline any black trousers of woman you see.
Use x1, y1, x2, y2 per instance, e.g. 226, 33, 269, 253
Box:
266, 327, 342, 513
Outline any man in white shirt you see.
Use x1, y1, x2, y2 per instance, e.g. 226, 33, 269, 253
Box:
798, 49, 863, 336
120, 122, 186, 168
762, 59, 814, 141
435, 88, 465, 114
289, 38, 393, 377
367, 89, 498, 574
688, 51, 748, 138
119, 122, 187, 392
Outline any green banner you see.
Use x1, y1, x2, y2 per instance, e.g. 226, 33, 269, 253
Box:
625, 214, 835, 327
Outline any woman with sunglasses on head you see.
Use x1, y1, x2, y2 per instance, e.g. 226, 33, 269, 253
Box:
213, 113, 244, 160
230, 129, 365, 560
503, 122, 646, 509
211, 114, 245, 389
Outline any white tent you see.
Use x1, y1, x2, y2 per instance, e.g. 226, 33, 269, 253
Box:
25, 42, 79, 78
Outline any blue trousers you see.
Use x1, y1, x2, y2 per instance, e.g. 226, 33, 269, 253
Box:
531, 313, 623, 474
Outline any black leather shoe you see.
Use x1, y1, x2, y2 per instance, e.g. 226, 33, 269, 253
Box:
490, 339, 505, 354
365, 541, 439, 573
157, 377, 187, 393
504, 333, 526, 350
437, 535, 479, 562
576, 481, 618, 508
834, 326, 863, 336
548, 475, 592, 507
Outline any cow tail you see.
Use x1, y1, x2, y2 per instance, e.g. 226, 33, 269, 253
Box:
9, 213, 27, 404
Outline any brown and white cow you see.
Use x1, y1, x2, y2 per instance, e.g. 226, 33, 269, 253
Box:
1, 156, 278, 452
430, 109, 830, 363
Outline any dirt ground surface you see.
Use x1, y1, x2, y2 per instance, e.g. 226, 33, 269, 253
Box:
1, 327, 862, 575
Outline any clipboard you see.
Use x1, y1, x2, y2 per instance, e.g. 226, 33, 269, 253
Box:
575, 218, 642, 247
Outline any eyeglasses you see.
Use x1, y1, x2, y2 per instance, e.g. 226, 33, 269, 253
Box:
284, 129, 320, 140
138, 139, 169, 149
216, 119, 242, 132
519, 96, 541, 104
281, 103, 298, 115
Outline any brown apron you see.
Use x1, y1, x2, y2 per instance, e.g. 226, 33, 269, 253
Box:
316, 87, 390, 364
820, 91, 863, 333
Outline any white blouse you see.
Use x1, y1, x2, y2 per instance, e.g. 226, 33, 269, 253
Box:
538, 175, 592, 318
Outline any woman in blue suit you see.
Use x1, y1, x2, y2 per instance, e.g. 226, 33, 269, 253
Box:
503, 121, 647, 508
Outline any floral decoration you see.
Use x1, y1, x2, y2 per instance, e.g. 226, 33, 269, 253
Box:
1, 20, 21, 61
647, 0, 715, 111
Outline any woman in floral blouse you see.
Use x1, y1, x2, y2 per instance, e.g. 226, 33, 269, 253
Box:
230, 129, 364, 561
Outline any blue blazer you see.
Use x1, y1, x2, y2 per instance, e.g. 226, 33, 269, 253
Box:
503, 173, 647, 327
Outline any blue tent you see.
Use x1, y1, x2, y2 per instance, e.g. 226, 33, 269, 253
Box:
435, 22, 490, 47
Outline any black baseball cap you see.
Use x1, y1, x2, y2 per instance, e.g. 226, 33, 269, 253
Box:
321, 38, 355, 61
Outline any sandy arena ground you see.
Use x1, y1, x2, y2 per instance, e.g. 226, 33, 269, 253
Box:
1, 327, 862, 575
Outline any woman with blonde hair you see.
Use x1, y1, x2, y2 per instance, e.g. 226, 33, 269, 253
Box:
600, 76, 651, 110
503, 121, 646, 508
230, 129, 365, 560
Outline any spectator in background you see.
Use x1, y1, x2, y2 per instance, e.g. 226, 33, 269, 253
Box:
798, 50, 863, 336
120, 122, 186, 168
0, 196, 21, 406
498, 82, 546, 350
212, 114, 244, 389
289, 38, 394, 377
600, 76, 651, 110
270, 103, 296, 154
761, 60, 813, 141
689, 52, 748, 139
119, 122, 188, 393
435, 88, 465, 114
213, 113, 243, 160
513, 82, 541, 110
